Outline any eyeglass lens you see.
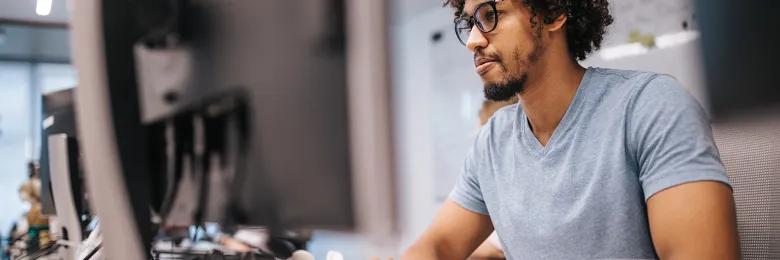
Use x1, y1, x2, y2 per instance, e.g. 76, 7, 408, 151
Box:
454, 2, 498, 46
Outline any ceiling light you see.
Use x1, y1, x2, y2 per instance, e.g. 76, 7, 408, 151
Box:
36, 0, 53, 16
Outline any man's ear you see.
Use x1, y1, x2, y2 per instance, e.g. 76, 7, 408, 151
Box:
546, 14, 567, 32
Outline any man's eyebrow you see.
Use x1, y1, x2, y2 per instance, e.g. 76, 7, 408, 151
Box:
462, 0, 491, 17
462, 0, 500, 17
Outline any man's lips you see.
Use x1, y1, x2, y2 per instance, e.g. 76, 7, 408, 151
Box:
474, 56, 497, 66
474, 56, 498, 74
475, 57, 498, 75
476, 61, 496, 75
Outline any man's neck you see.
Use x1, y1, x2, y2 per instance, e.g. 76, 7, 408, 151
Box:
518, 57, 586, 147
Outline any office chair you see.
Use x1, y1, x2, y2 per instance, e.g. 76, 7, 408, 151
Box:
712, 118, 780, 259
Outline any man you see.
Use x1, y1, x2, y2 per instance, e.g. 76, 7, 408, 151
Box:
403, 0, 740, 259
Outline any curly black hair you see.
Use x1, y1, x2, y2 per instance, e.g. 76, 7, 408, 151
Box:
445, 0, 613, 61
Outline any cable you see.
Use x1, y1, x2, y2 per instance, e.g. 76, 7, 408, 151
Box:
82, 243, 102, 260
16, 241, 59, 260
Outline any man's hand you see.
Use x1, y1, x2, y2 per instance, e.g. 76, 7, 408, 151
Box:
402, 199, 494, 259
647, 181, 740, 259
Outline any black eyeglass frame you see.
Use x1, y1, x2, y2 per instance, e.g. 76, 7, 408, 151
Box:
453, 1, 500, 46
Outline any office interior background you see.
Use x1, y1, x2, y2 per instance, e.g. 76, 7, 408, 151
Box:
0, 0, 777, 259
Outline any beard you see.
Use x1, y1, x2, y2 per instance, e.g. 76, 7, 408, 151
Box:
483, 74, 527, 101
481, 32, 543, 101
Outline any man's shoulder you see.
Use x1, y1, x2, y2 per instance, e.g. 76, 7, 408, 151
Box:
589, 67, 692, 104
588, 67, 668, 88
590, 67, 646, 78
587, 67, 685, 105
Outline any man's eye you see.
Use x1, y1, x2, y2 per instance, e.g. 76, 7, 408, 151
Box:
484, 11, 497, 22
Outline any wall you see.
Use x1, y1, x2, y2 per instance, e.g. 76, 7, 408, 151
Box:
392, 4, 465, 250
0, 62, 33, 233
0, 61, 76, 235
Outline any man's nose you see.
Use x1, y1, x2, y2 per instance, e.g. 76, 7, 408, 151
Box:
466, 26, 488, 52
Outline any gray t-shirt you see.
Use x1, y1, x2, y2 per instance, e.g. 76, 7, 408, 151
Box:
450, 68, 731, 259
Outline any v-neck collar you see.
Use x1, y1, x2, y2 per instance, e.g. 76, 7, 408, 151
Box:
518, 68, 594, 157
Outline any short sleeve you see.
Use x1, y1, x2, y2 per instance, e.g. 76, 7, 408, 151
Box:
627, 75, 732, 201
449, 122, 491, 215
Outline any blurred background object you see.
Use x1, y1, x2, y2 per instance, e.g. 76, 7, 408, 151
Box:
696, 0, 780, 119
68, 0, 396, 259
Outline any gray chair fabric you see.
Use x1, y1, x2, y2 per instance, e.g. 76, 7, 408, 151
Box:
712, 118, 780, 259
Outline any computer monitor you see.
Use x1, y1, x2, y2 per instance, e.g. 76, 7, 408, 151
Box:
38, 88, 89, 259
39, 88, 81, 216
69, 0, 397, 258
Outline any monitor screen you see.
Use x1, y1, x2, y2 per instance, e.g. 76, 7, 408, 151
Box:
39, 88, 78, 215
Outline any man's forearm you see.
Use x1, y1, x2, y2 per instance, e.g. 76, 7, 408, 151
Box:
402, 200, 495, 259
658, 248, 739, 260
401, 244, 439, 260
401, 242, 445, 260
402, 241, 467, 260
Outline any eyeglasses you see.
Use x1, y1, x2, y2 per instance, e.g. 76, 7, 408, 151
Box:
454, 1, 500, 46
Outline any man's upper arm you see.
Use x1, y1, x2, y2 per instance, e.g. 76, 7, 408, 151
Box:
629, 75, 739, 258
403, 199, 495, 259
647, 181, 740, 259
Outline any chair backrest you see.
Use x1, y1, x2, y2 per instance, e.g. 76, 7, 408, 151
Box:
712, 119, 780, 259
